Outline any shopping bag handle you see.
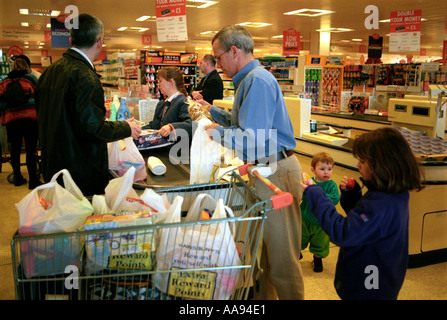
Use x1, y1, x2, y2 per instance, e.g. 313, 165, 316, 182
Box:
238, 164, 293, 210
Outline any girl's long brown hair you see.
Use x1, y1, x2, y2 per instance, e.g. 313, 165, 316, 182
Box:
352, 127, 422, 193
157, 66, 188, 97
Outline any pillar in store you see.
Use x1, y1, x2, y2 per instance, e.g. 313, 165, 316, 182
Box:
319, 32, 331, 56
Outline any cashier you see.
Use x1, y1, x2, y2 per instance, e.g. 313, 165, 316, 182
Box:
142, 66, 192, 141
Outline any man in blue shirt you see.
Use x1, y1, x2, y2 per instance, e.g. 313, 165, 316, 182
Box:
204, 25, 304, 300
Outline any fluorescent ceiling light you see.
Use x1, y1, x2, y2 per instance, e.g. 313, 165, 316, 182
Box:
238, 22, 272, 28
316, 27, 353, 32
120, 27, 149, 32
21, 22, 29, 27
284, 9, 335, 17
351, 39, 363, 41
136, 16, 155, 21
272, 35, 303, 39
187, 0, 218, 9
20, 9, 60, 16
200, 31, 218, 35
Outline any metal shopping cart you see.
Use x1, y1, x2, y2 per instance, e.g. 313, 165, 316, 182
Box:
11, 164, 293, 300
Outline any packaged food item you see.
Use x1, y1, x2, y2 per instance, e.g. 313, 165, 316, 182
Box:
186, 97, 213, 121
302, 170, 315, 186
133, 129, 172, 150
84, 211, 155, 274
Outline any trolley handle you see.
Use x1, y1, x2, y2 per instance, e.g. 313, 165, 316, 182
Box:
238, 164, 293, 210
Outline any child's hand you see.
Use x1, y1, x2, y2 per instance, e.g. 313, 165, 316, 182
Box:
300, 181, 308, 191
340, 176, 355, 190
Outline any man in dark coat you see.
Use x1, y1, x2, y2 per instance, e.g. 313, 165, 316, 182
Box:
35, 13, 141, 196
191, 54, 223, 104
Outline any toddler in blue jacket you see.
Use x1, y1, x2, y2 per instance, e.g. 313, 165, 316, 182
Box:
301, 127, 422, 300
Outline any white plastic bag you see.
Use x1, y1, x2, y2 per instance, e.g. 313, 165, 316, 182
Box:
190, 118, 221, 184
16, 169, 93, 278
155, 195, 241, 300
104, 166, 155, 214
17, 169, 94, 235
108, 137, 147, 182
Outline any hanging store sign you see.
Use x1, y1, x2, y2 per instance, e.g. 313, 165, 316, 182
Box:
155, 0, 188, 42
368, 34, 383, 58
50, 17, 70, 48
389, 10, 421, 52
282, 29, 300, 56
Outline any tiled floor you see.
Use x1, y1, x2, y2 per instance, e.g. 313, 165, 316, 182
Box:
0, 153, 446, 300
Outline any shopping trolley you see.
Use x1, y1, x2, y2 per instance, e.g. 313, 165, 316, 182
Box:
11, 164, 293, 300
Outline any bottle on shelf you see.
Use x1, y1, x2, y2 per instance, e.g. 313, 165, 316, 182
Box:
117, 97, 131, 121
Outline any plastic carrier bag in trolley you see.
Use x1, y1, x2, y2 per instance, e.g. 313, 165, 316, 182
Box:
11, 164, 293, 300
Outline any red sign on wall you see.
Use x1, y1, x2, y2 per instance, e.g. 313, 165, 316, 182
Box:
142, 35, 152, 45
282, 29, 300, 56
443, 40, 447, 60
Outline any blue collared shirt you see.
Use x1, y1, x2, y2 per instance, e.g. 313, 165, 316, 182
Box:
210, 59, 296, 162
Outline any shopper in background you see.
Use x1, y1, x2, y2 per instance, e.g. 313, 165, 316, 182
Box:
0, 56, 43, 189
191, 54, 223, 104
142, 66, 192, 140
35, 13, 141, 196
202, 25, 305, 300
300, 152, 339, 272
14, 55, 41, 80
301, 127, 422, 299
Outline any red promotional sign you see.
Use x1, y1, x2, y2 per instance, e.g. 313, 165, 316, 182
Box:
142, 35, 152, 45
390, 10, 422, 33
282, 29, 300, 56
155, 0, 186, 17
7, 45, 23, 57
443, 40, 447, 60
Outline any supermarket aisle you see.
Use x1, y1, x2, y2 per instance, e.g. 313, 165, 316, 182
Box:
0, 154, 446, 300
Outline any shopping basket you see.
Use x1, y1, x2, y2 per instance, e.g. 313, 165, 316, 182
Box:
11, 164, 293, 300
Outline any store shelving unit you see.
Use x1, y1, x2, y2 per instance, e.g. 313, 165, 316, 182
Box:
141, 50, 197, 99
322, 65, 344, 110
259, 56, 301, 94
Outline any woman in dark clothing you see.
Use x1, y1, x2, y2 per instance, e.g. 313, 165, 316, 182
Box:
143, 66, 192, 141
0, 57, 42, 189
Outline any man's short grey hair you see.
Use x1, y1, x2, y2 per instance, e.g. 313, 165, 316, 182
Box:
212, 25, 254, 55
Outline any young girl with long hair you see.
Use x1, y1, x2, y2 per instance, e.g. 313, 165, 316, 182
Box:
301, 127, 422, 300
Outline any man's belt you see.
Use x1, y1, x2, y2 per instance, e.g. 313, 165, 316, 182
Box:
253, 149, 294, 165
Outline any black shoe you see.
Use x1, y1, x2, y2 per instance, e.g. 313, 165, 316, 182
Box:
14, 176, 27, 187
29, 180, 43, 190
312, 256, 323, 272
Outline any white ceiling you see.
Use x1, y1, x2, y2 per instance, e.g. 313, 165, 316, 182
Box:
1, 0, 446, 64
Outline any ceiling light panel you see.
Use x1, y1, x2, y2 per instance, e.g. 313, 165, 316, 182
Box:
284, 9, 335, 17
187, 0, 218, 8
238, 22, 272, 28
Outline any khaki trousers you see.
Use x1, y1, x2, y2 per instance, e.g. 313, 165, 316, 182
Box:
251, 155, 305, 300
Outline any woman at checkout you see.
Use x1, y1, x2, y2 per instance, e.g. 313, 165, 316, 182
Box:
142, 66, 192, 141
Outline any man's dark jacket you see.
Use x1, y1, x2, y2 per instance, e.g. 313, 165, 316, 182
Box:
194, 69, 223, 104
35, 49, 131, 196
